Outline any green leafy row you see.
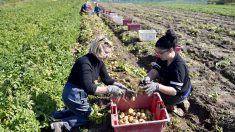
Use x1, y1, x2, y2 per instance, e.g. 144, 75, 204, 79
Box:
0, 0, 84, 131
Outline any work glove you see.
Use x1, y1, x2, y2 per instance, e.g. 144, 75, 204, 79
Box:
113, 82, 126, 89
139, 76, 151, 85
143, 81, 160, 96
107, 85, 125, 96
114, 82, 137, 99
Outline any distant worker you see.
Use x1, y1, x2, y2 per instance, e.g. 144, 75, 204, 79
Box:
86, 1, 92, 11
80, 1, 89, 15
94, 3, 101, 16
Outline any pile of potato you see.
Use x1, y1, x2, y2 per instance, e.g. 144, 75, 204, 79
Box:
118, 108, 153, 125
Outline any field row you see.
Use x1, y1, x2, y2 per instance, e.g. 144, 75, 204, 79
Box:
145, 3, 235, 17
0, 0, 83, 131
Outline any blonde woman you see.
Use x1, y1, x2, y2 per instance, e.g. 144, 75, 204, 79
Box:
51, 36, 127, 131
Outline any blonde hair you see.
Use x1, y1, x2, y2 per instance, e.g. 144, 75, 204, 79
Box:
89, 36, 113, 59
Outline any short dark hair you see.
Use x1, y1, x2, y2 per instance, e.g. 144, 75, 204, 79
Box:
155, 29, 177, 49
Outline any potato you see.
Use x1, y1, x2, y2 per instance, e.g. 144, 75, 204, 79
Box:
121, 112, 125, 116
138, 90, 144, 95
125, 78, 131, 82
123, 116, 128, 122
119, 112, 125, 119
122, 79, 126, 82
119, 115, 124, 119
139, 119, 145, 122
124, 120, 129, 124
140, 113, 146, 119
143, 116, 147, 120
97, 113, 102, 116
136, 112, 141, 117
131, 96, 136, 101
118, 108, 154, 124
138, 88, 145, 95
132, 112, 136, 116
128, 108, 134, 115
119, 119, 124, 125
133, 119, 139, 123
128, 116, 134, 123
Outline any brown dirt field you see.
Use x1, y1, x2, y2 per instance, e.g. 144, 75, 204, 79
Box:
97, 3, 235, 132
49, 4, 235, 132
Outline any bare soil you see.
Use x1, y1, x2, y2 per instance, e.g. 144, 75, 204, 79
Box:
97, 3, 235, 132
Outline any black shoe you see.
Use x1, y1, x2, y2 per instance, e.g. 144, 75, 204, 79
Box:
52, 109, 75, 119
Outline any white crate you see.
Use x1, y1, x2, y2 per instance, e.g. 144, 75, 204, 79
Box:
112, 16, 123, 25
109, 13, 118, 18
138, 30, 157, 42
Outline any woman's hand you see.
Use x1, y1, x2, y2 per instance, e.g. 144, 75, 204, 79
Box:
139, 76, 151, 85
143, 81, 160, 96
113, 82, 126, 89
107, 85, 125, 96
114, 82, 137, 98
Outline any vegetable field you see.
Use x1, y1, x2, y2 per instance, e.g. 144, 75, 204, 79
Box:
0, 0, 235, 131
0, 0, 83, 131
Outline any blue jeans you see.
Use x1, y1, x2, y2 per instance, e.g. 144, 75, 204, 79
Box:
61, 83, 91, 131
62, 83, 91, 112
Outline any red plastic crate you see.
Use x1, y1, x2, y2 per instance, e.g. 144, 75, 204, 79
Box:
111, 93, 170, 132
102, 9, 106, 14
175, 44, 183, 53
127, 23, 141, 31
106, 10, 110, 14
109, 11, 116, 15
123, 19, 132, 26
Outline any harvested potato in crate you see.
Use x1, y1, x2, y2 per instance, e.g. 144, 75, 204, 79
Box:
111, 94, 170, 132
118, 108, 153, 124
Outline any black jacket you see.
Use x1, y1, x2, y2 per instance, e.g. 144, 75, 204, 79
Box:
67, 53, 115, 95
152, 53, 192, 96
